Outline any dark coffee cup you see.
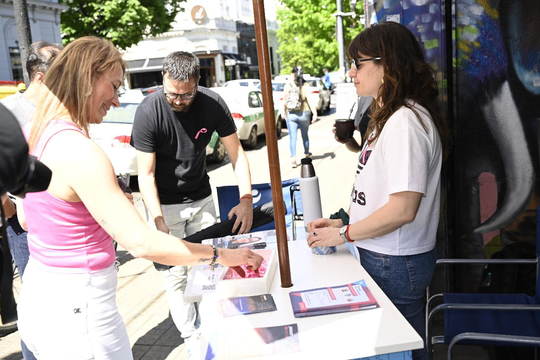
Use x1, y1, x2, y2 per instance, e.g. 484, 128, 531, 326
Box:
335, 119, 355, 141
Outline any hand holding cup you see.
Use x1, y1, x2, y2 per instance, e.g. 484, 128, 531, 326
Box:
334, 119, 355, 142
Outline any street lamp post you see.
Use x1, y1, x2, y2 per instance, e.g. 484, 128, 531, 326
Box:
332, 0, 356, 80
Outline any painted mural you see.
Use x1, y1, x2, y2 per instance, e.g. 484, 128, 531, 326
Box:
364, 0, 540, 291
454, 0, 540, 272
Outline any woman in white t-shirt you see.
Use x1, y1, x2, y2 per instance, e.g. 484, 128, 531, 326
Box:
307, 22, 450, 360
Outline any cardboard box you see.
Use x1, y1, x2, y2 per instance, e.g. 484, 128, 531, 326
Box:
217, 248, 277, 298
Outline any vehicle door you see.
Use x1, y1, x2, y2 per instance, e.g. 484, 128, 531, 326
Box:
248, 90, 265, 135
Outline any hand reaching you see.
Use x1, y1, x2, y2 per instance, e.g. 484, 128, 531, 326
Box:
228, 200, 253, 234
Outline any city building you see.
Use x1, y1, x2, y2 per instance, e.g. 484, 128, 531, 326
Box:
122, 0, 281, 89
0, 0, 66, 82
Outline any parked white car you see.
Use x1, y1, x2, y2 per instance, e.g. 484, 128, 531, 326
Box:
304, 76, 331, 114
223, 79, 261, 88
257, 81, 287, 126
90, 92, 226, 176
209, 87, 281, 149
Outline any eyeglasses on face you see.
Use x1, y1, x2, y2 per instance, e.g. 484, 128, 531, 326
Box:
163, 85, 198, 101
350, 57, 382, 70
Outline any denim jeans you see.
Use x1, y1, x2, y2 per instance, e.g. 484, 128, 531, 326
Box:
286, 110, 311, 157
357, 246, 437, 360
6, 223, 37, 360
151, 195, 217, 341
6, 221, 30, 279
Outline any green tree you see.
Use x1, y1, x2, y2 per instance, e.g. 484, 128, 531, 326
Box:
277, 0, 364, 76
60, 0, 186, 50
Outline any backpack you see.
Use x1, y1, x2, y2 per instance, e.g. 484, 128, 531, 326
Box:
285, 84, 303, 111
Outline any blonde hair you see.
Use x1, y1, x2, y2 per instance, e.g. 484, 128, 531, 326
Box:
29, 36, 125, 151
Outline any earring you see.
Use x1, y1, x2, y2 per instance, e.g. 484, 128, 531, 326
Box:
381, 78, 384, 84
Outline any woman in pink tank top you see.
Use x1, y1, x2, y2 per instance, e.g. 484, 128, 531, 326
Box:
17, 36, 263, 360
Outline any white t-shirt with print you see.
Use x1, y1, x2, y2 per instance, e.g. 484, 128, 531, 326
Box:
349, 102, 442, 256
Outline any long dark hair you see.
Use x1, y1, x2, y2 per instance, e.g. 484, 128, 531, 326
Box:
348, 22, 451, 158
291, 66, 306, 87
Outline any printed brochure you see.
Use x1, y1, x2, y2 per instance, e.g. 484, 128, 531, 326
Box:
289, 279, 378, 318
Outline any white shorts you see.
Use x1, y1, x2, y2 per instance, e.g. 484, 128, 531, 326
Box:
17, 259, 133, 360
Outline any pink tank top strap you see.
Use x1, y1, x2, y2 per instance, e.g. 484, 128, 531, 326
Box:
32, 120, 86, 160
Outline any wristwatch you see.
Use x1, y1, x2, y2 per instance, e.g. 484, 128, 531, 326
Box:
339, 225, 349, 243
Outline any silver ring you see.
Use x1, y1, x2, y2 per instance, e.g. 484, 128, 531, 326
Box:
312, 232, 317, 236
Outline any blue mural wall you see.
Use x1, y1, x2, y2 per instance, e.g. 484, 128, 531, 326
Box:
452, 0, 540, 291
364, 0, 540, 291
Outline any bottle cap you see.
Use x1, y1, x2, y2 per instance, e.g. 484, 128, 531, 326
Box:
300, 157, 316, 178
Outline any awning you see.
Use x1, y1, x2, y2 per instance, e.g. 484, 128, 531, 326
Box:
126, 58, 165, 73
223, 53, 247, 64
223, 53, 244, 61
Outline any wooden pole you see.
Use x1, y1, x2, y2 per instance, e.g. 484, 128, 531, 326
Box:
252, 0, 292, 287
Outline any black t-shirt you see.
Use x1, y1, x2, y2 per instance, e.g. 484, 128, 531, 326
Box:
131, 86, 236, 204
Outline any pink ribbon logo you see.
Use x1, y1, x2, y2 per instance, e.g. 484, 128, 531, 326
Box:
195, 128, 208, 139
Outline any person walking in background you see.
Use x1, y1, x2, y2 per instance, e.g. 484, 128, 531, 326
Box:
17, 37, 263, 360
131, 51, 254, 357
283, 66, 317, 168
322, 68, 332, 90
306, 22, 450, 360
0, 40, 63, 360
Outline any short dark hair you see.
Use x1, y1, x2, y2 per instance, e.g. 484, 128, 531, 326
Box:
26, 41, 64, 82
162, 51, 199, 82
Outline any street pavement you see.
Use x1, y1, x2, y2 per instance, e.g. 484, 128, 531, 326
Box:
0, 103, 361, 360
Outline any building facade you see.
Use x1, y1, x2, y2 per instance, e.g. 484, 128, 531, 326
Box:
0, 0, 66, 82
123, 0, 281, 89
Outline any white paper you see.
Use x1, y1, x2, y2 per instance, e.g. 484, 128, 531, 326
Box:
184, 265, 227, 302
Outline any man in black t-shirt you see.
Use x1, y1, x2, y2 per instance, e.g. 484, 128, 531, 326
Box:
131, 51, 253, 350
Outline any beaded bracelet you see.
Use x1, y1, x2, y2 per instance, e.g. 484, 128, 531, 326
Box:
209, 245, 219, 271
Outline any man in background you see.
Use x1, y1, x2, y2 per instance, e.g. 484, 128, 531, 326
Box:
1, 41, 63, 128
131, 51, 253, 358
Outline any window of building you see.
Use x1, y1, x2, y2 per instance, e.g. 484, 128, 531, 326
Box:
130, 71, 163, 89
9, 47, 23, 82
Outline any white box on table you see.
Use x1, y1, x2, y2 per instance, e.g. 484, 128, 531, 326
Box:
216, 248, 277, 298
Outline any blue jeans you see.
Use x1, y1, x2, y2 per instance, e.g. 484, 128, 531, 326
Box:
286, 110, 311, 157
357, 247, 437, 360
6, 223, 37, 360
6, 223, 30, 278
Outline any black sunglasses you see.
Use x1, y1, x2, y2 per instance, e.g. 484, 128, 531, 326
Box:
350, 57, 382, 70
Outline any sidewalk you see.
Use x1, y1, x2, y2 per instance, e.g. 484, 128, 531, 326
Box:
0, 108, 360, 360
